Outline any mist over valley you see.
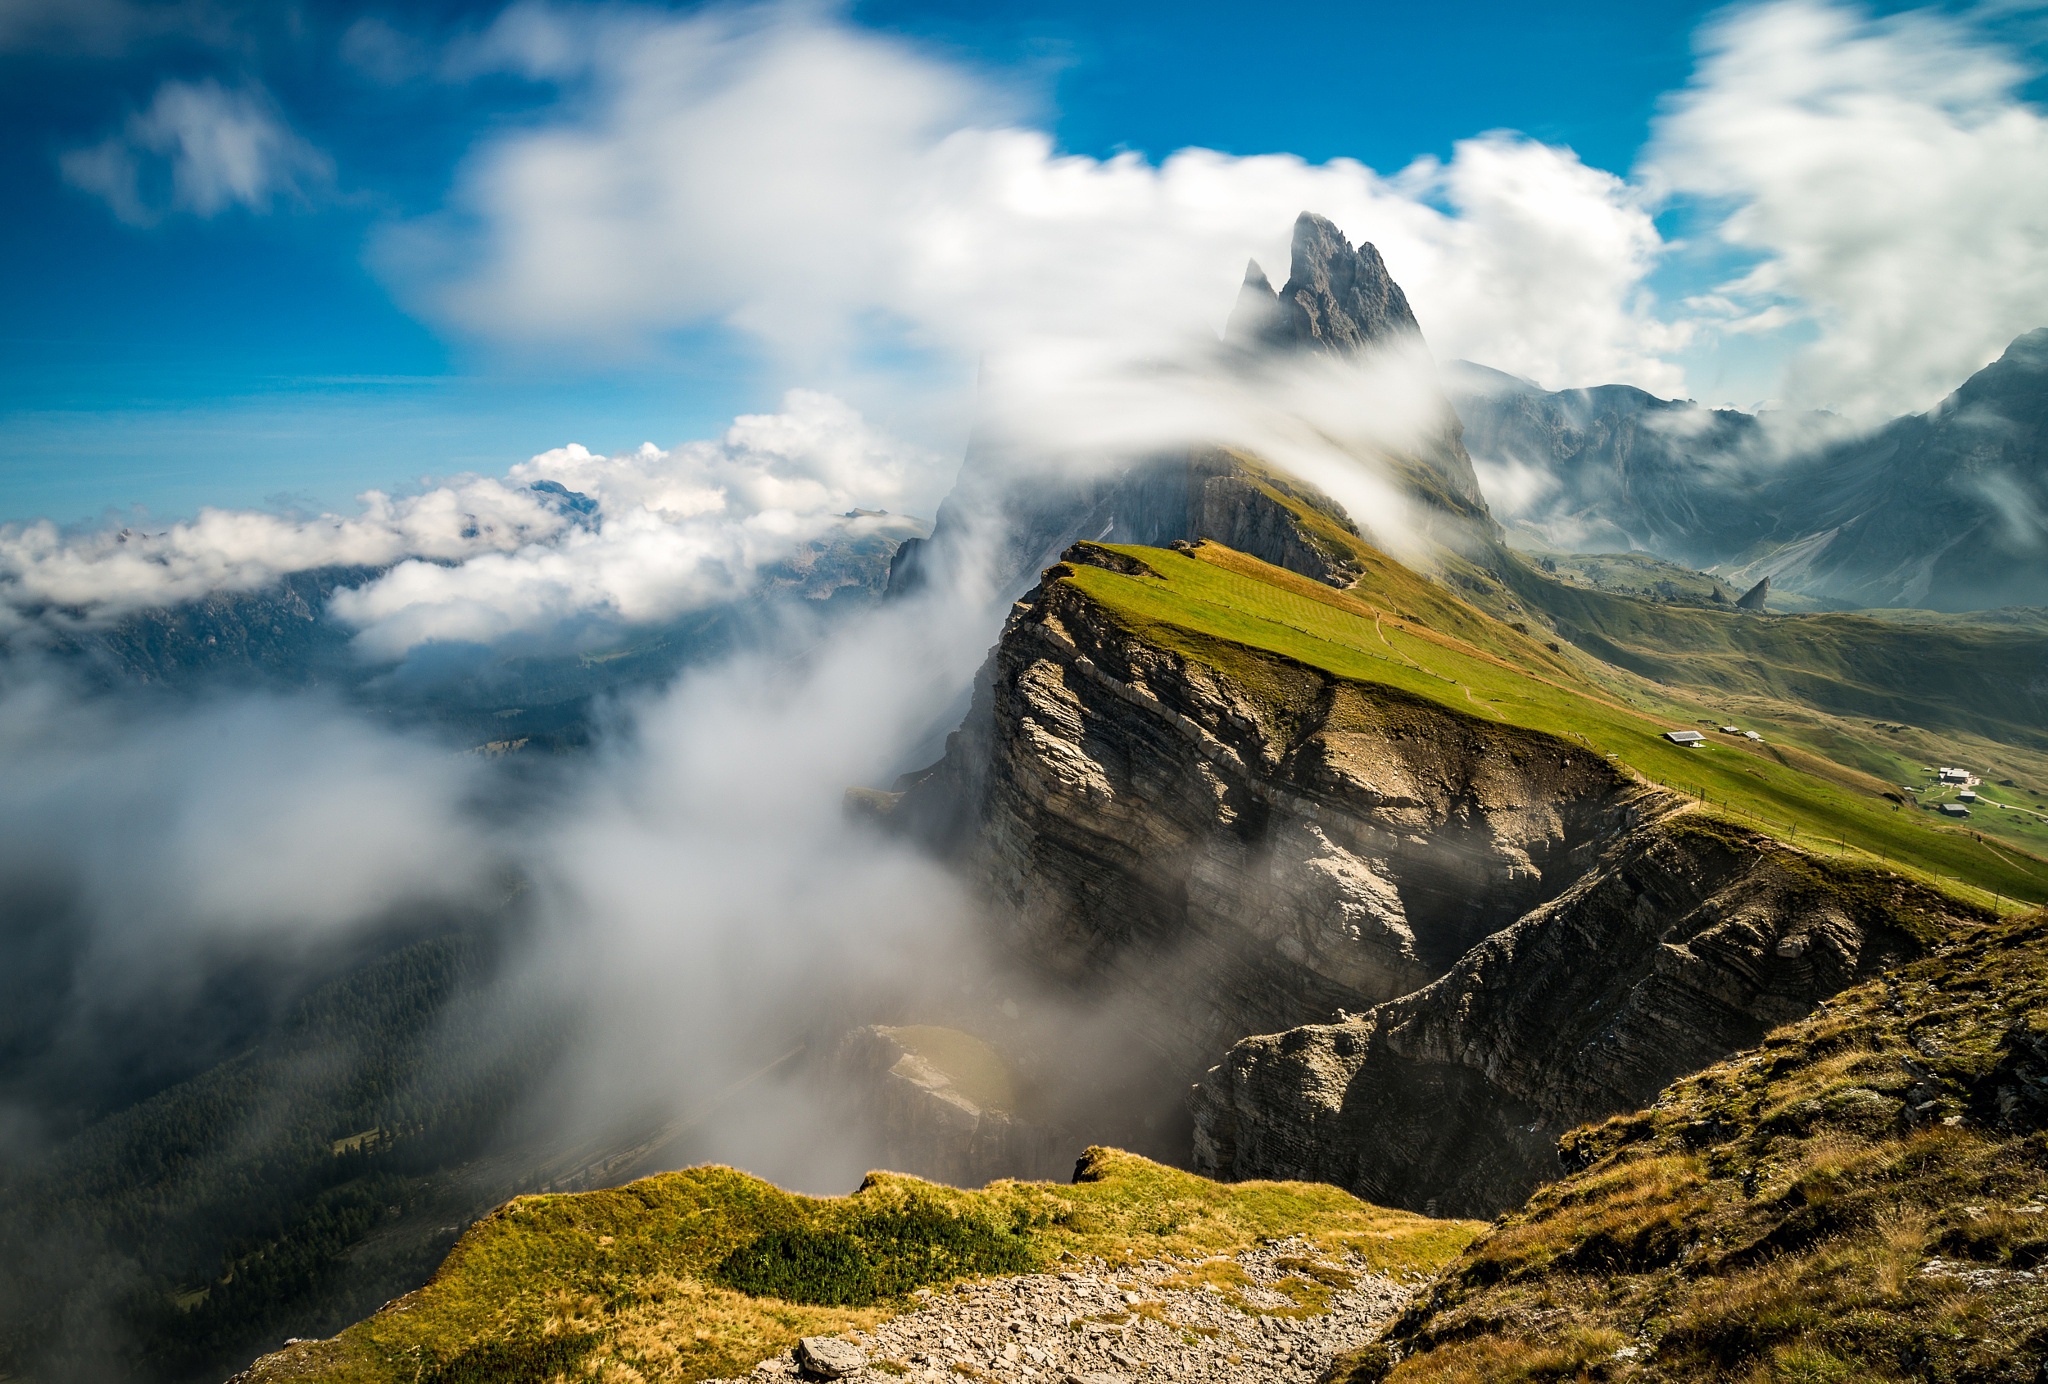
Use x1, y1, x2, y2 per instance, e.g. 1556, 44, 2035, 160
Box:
5, 4, 2048, 1383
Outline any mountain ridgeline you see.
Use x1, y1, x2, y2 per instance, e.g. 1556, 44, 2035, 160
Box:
17, 211, 2048, 1384
886, 212, 1493, 605
1451, 328, 2048, 612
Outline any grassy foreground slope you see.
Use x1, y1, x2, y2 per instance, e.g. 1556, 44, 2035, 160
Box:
1060, 542, 2048, 907
235, 1150, 1476, 1384
1330, 905, 2048, 1384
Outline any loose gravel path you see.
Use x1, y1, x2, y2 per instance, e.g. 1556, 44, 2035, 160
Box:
707, 1235, 1412, 1384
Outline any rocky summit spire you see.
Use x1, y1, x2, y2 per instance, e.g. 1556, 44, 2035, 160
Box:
1278, 211, 1421, 355
1223, 213, 1425, 357
1223, 259, 1287, 349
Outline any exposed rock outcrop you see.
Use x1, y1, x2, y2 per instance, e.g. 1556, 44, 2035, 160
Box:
834, 1026, 1071, 1187
1189, 819, 1964, 1215
1226, 213, 1424, 360
895, 542, 1979, 1216
897, 543, 1644, 1076
1226, 213, 1488, 515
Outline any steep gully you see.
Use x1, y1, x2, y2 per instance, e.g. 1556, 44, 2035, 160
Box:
847, 213, 1985, 1218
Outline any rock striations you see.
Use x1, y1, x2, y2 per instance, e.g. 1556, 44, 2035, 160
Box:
894, 541, 1981, 1213
895, 543, 1641, 1072
1226, 213, 1424, 361
1190, 817, 1954, 1215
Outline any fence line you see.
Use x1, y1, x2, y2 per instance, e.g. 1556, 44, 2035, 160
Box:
1641, 772, 2024, 915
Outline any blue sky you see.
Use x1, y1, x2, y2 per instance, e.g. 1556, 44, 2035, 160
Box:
3, 0, 2046, 527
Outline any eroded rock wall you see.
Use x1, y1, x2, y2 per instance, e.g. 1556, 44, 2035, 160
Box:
897, 547, 1641, 1073
832, 1027, 1071, 1187
1188, 820, 1965, 1215
894, 544, 1977, 1216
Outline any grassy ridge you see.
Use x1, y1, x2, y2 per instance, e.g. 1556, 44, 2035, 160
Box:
1055, 542, 2048, 906
1491, 555, 2048, 753
1331, 906, 2048, 1384
244, 1150, 1478, 1384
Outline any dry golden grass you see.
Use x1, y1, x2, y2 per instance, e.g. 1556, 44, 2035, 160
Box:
1326, 909, 2048, 1384
237, 1149, 1479, 1384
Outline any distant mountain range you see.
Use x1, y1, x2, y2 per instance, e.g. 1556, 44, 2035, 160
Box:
4, 521, 918, 749
1451, 329, 2048, 612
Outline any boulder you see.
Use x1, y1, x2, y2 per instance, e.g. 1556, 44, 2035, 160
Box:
795, 1336, 867, 1379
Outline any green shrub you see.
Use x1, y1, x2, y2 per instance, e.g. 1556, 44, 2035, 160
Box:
416, 1331, 597, 1384
713, 1203, 1036, 1306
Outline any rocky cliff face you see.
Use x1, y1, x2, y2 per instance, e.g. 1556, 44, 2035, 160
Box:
897, 543, 1645, 1080
1229, 213, 1488, 516
832, 1026, 1071, 1187
1190, 818, 1962, 1216
893, 542, 1980, 1216
1226, 215, 1423, 359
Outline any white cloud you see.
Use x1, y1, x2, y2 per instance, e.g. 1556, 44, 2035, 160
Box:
0, 391, 936, 657
382, 2, 1682, 395
61, 78, 331, 226
0, 476, 566, 624
1648, 0, 2048, 416
331, 391, 934, 656
0, 684, 496, 957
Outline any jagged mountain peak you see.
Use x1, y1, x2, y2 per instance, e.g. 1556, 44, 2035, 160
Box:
1454, 323, 2048, 610
1280, 210, 1422, 353
1223, 256, 1287, 347
1229, 210, 1424, 356
1943, 324, 2048, 418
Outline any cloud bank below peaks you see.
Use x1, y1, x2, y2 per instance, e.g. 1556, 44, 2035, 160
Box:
0, 391, 936, 659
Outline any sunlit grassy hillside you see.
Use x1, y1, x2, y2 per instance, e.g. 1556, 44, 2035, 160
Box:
1489, 555, 2048, 754
1057, 542, 2048, 907
238, 1150, 1478, 1384
1328, 904, 2048, 1383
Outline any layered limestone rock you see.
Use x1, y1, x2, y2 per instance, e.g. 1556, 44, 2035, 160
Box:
893, 542, 1978, 1217
896, 544, 1644, 1073
834, 1026, 1071, 1187
1188, 818, 1969, 1215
